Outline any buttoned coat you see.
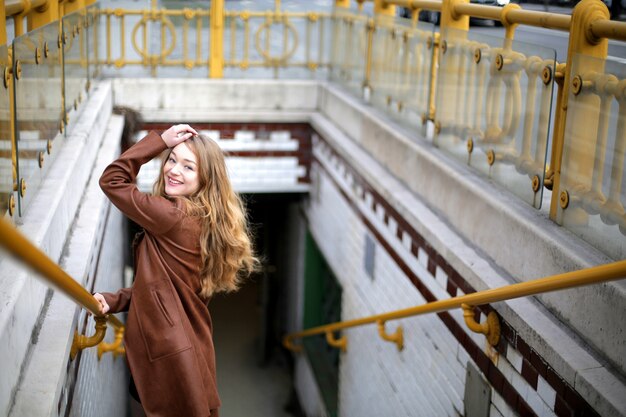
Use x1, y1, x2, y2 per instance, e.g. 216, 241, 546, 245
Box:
100, 131, 219, 417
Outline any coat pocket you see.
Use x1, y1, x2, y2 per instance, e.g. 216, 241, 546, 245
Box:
135, 282, 192, 361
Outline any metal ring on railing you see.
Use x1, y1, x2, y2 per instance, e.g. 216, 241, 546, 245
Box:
532, 175, 540, 193
8, 195, 15, 216
542, 65, 552, 85
254, 19, 299, 65
3, 67, 10, 88
14, 60, 21, 80
560, 190, 570, 209
474, 48, 481, 64
130, 16, 177, 64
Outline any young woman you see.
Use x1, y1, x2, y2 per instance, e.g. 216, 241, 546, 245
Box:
94, 124, 257, 417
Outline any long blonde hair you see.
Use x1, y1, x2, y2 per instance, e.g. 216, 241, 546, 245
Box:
153, 134, 258, 299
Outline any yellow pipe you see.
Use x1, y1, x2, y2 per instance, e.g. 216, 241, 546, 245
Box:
209, 0, 224, 77
97, 325, 125, 360
325, 331, 347, 352
375, 0, 395, 16
590, 19, 626, 42
461, 304, 500, 346
284, 259, 626, 346
386, 0, 572, 30
0, 0, 7, 45
376, 320, 404, 351
390, 0, 442, 11
363, 19, 374, 90
71, 316, 107, 359
0, 217, 124, 330
551, 0, 609, 221
427, 32, 439, 121
5, 0, 48, 17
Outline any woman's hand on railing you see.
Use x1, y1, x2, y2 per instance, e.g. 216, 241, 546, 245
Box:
93, 293, 110, 315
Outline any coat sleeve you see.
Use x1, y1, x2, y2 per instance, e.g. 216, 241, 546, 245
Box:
100, 287, 133, 313
99, 131, 181, 235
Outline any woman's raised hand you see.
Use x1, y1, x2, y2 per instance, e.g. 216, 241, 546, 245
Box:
161, 124, 199, 148
93, 293, 110, 315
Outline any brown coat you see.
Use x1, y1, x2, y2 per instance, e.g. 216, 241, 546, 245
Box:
100, 131, 219, 417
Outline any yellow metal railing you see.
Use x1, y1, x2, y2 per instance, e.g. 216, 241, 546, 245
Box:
340, 0, 626, 259
0, 0, 625, 254
0, 216, 125, 360
283, 259, 626, 352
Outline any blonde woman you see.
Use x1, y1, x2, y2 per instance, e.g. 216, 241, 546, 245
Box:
94, 124, 257, 417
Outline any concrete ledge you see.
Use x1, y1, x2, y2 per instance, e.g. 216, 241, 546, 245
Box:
0, 81, 113, 416
111, 79, 320, 120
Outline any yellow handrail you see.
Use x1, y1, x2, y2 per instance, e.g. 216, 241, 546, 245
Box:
386, 0, 626, 38
5, 0, 49, 18
283, 259, 626, 351
0, 217, 124, 358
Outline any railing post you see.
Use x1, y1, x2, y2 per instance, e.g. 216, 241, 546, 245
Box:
441, 0, 469, 30
0, 0, 6, 45
549, 0, 609, 221
363, 18, 374, 99
26, 0, 59, 31
431, 0, 469, 137
210, 0, 224, 78
63, 0, 86, 16
374, 0, 395, 16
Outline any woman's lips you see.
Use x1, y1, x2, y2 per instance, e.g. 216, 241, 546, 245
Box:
168, 177, 183, 186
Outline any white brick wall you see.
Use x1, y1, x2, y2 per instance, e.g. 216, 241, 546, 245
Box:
302, 132, 599, 417
306, 157, 466, 416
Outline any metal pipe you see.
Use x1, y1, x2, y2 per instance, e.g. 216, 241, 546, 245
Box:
456, 3, 571, 30
0, 217, 124, 330
5, 0, 48, 17
590, 19, 626, 42
388, 0, 572, 30
284, 259, 626, 343
503, 7, 571, 30
385, 0, 442, 11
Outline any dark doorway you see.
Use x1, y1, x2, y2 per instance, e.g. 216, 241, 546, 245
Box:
210, 192, 305, 416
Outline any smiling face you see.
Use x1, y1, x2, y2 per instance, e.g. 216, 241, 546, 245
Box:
163, 142, 200, 197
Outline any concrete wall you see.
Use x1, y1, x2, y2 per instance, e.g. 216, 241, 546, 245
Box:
1, 82, 129, 417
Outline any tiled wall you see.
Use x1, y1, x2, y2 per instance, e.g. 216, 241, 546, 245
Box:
305, 134, 599, 417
